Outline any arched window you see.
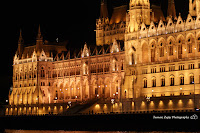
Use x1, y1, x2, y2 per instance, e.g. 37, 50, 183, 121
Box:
170, 75, 175, 86
178, 39, 183, 59
151, 44, 155, 62
161, 77, 165, 87
143, 78, 147, 88
55, 90, 58, 100
152, 77, 156, 87
180, 75, 184, 85
160, 47, 164, 57
41, 67, 45, 78
169, 45, 173, 56
188, 38, 193, 53
190, 74, 194, 84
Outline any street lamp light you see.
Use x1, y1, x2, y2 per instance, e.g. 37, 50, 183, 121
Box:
111, 99, 115, 113
146, 97, 151, 111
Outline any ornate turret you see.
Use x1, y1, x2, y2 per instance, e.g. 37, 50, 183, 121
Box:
129, 0, 151, 24
127, 0, 151, 33
129, 0, 150, 8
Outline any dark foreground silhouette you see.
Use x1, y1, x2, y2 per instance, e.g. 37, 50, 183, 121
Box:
1, 111, 200, 132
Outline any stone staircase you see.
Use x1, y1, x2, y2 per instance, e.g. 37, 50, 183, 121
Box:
60, 98, 99, 115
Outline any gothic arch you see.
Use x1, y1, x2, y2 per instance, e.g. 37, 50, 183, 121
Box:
167, 36, 176, 45
149, 39, 157, 46
64, 82, 70, 99
70, 82, 75, 97
186, 33, 195, 42
176, 34, 185, 43
76, 82, 81, 98
196, 31, 200, 39
150, 39, 157, 62
158, 37, 166, 46
128, 48, 136, 65
186, 33, 195, 56
104, 77, 111, 98
142, 42, 149, 63
58, 83, 64, 100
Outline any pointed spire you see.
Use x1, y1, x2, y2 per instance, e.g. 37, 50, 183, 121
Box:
100, 0, 109, 18
18, 29, 24, 45
167, 0, 177, 19
36, 24, 43, 52
37, 24, 43, 40
17, 29, 24, 57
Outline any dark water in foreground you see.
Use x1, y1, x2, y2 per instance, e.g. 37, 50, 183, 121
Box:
4, 131, 197, 133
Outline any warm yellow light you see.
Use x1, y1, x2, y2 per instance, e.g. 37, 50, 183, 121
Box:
95, 104, 100, 109
169, 100, 173, 105
103, 104, 107, 109
188, 99, 193, 104
178, 99, 183, 105
150, 101, 154, 106
141, 101, 145, 106
159, 100, 163, 106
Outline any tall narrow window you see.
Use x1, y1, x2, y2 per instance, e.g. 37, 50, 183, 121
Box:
144, 79, 147, 88
188, 43, 192, 53
178, 44, 182, 59
190, 75, 194, 84
151, 49, 155, 62
152, 78, 156, 87
170, 76, 175, 86
180, 76, 184, 85
132, 53, 135, 65
41, 67, 45, 78
160, 47, 164, 57
161, 77, 165, 87
169, 46, 173, 56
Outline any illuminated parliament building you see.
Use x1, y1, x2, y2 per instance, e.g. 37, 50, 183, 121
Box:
7, 0, 200, 115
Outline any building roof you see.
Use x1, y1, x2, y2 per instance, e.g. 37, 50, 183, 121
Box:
20, 41, 67, 59
151, 5, 166, 22
109, 5, 127, 24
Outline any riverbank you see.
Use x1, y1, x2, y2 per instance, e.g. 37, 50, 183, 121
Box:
1, 111, 200, 131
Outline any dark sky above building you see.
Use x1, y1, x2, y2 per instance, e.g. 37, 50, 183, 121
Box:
1, 0, 189, 103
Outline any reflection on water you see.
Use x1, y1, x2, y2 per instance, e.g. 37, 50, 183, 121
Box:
5, 131, 126, 133
4, 130, 194, 133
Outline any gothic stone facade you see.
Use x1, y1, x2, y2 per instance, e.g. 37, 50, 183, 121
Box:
7, 0, 200, 115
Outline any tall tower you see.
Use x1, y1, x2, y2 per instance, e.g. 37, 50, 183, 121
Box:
96, 0, 109, 46
167, 0, 177, 19
190, 0, 200, 16
123, 0, 151, 100
128, 0, 151, 32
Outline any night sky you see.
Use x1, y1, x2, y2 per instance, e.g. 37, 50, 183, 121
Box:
1, 0, 189, 104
